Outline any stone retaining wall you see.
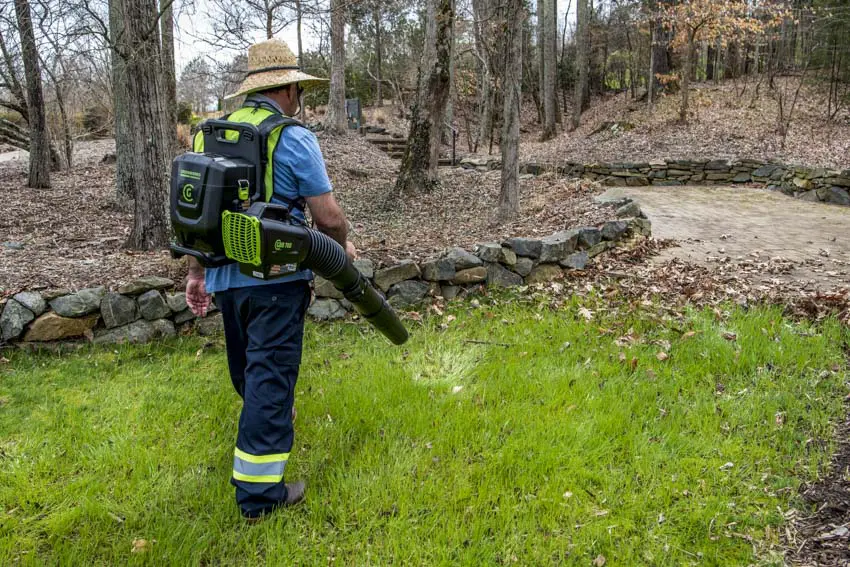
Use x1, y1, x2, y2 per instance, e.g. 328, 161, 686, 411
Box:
1, 203, 650, 349
457, 157, 850, 207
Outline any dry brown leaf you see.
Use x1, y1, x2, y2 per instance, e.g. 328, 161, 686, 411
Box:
131, 539, 154, 554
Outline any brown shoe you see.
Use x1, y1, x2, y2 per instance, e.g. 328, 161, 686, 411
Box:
244, 481, 306, 523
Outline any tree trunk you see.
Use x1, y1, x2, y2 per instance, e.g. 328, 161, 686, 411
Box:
14, 0, 51, 188
571, 0, 589, 130
471, 0, 492, 152
325, 0, 347, 134
109, 0, 135, 203
296, 0, 303, 66
537, 0, 544, 125
373, 6, 383, 106
498, 0, 523, 222
395, 0, 454, 194
706, 44, 716, 81
680, 32, 694, 123
115, 0, 171, 249
541, 0, 556, 140
160, 0, 177, 156
552, 0, 560, 121
648, 24, 655, 106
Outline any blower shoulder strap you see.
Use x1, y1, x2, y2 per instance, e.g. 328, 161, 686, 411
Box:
256, 113, 307, 213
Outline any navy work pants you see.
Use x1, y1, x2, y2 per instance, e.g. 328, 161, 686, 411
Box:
215, 280, 311, 518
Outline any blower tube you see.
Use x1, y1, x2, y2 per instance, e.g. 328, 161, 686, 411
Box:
298, 227, 409, 346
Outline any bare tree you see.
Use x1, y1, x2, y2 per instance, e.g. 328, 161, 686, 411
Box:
471, 0, 495, 152
498, 0, 524, 221
108, 0, 134, 203
111, 0, 171, 249
324, 0, 347, 133
205, 0, 294, 49
571, 0, 589, 130
14, 0, 51, 188
540, 0, 556, 140
160, 0, 177, 155
395, 0, 454, 194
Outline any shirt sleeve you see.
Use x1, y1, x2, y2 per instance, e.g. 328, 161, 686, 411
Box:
275, 127, 333, 198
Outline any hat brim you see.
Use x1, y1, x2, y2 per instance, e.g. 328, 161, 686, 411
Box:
224, 70, 329, 100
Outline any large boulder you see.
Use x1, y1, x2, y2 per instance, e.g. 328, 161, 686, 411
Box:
195, 313, 225, 336
150, 319, 177, 338
420, 257, 456, 282
166, 293, 188, 313
0, 299, 35, 340
539, 230, 579, 263
452, 267, 487, 285
117, 276, 174, 296
93, 320, 158, 345
504, 237, 543, 259
388, 280, 430, 307
526, 264, 564, 285
587, 241, 612, 258
314, 276, 344, 299
12, 291, 46, 316
513, 257, 534, 277
49, 287, 105, 317
353, 259, 375, 279
818, 186, 850, 206
138, 290, 172, 321
440, 285, 461, 301
601, 220, 628, 241
444, 247, 484, 270
486, 263, 523, 287
576, 227, 602, 249
560, 251, 589, 270
23, 313, 98, 342
307, 298, 347, 320
174, 309, 197, 325
616, 201, 641, 218
374, 260, 421, 292
475, 243, 517, 266
101, 292, 139, 329
475, 243, 504, 263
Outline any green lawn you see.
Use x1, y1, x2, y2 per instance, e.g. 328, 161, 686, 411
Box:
0, 296, 847, 566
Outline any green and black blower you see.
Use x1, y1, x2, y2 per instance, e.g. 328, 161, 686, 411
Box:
169, 119, 409, 345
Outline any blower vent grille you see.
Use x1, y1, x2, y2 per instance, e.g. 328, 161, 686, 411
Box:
222, 211, 262, 266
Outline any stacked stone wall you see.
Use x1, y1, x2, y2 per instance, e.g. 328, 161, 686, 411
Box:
0, 202, 651, 349
457, 157, 850, 207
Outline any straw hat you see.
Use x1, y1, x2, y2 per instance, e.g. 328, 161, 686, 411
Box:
225, 39, 328, 100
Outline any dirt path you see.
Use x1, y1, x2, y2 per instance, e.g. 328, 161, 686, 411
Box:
601, 185, 850, 289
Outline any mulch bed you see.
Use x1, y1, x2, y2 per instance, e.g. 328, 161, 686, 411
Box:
785, 401, 850, 566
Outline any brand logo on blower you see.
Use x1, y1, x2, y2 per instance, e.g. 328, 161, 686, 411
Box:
274, 239, 292, 251
182, 183, 195, 203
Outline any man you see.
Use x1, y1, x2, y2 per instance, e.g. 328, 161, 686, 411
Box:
184, 39, 356, 520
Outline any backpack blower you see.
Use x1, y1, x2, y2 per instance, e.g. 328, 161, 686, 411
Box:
169, 119, 409, 345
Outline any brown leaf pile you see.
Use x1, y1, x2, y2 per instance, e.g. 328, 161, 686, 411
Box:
521, 80, 850, 170
0, 135, 615, 293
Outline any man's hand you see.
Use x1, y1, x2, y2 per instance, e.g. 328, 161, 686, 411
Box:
345, 241, 357, 261
186, 258, 211, 317
186, 275, 211, 317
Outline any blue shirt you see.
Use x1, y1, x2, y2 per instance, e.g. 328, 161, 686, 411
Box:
205, 94, 333, 293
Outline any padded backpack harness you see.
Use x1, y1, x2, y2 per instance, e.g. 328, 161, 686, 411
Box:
212, 103, 308, 216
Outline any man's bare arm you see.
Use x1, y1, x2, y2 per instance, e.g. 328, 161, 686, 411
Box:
187, 256, 205, 279
306, 192, 348, 247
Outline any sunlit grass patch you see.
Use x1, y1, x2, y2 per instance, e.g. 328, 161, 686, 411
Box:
0, 297, 847, 565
